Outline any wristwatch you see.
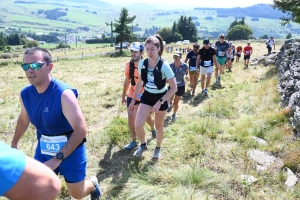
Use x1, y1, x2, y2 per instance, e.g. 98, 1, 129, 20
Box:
56, 152, 64, 160
159, 98, 164, 104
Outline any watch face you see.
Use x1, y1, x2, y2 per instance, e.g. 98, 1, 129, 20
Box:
160, 98, 163, 102
56, 152, 63, 160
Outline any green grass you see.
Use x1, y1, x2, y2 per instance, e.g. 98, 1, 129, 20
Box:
1, 36, 300, 200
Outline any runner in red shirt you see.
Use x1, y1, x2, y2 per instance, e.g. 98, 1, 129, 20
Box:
243, 42, 253, 69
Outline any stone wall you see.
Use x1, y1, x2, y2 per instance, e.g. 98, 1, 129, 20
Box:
276, 39, 300, 136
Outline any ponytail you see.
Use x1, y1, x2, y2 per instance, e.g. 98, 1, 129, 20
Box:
154, 34, 164, 57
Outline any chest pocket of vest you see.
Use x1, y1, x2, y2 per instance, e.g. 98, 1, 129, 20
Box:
153, 67, 166, 89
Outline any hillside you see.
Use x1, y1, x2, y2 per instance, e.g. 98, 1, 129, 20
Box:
0, 0, 300, 39
1, 40, 300, 199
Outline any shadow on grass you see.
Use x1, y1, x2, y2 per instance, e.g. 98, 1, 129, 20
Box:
97, 141, 158, 198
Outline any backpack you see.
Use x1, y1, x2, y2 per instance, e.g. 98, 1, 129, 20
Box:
141, 58, 166, 90
129, 60, 138, 86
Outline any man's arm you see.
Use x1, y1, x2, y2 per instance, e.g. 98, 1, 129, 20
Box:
122, 76, 130, 105
4, 156, 61, 200
213, 55, 217, 67
11, 95, 30, 148
44, 89, 87, 170
196, 54, 201, 70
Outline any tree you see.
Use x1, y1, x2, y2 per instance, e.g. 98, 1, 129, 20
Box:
24, 41, 39, 48
272, 0, 300, 25
286, 33, 292, 39
227, 25, 253, 40
260, 34, 269, 39
227, 18, 253, 40
157, 27, 182, 44
177, 15, 197, 42
113, 7, 136, 53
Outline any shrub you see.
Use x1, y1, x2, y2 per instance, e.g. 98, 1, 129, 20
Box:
0, 53, 11, 59
56, 43, 71, 49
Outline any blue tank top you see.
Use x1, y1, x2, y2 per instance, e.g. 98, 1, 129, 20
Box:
21, 79, 78, 138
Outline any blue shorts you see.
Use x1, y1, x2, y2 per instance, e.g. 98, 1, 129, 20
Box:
34, 141, 87, 183
0, 142, 26, 196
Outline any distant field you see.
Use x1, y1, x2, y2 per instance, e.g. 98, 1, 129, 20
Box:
0, 0, 300, 39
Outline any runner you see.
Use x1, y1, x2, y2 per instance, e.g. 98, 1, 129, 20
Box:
129, 34, 177, 160
235, 45, 243, 62
214, 33, 230, 84
243, 42, 253, 69
11, 47, 102, 200
227, 44, 235, 72
196, 38, 217, 95
122, 42, 156, 151
266, 36, 275, 55
167, 51, 189, 120
1, 141, 61, 200
185, 42, 200, 96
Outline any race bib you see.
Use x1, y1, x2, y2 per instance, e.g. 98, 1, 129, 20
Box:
237, 52, 241, 55
146, 74, 157, 89
204, 60, 211, 66
246, 51, 250, 55
189, 66, 196, 71
138, 93, 143, 98
218, 51, 225, 56
40, 135, 67, 156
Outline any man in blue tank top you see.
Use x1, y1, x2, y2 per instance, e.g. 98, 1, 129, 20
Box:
1, 141, 61, 200
11, 47, 102, 200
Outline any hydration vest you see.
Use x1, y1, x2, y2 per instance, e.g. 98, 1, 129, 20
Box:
141, 58, 166, 90
129, 60, 138, 86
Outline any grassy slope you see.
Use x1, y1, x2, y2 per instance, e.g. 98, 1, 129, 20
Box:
0, 41, 300, 199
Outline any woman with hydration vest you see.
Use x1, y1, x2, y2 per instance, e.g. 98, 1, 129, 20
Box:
129, 34, 177, 160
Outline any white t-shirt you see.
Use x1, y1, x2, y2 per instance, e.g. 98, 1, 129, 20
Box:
267, 39, 275, 48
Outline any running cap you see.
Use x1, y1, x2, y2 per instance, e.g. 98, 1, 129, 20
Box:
129, 42, 144, 51
203, 38, 209, 44
173, 51, 182, 57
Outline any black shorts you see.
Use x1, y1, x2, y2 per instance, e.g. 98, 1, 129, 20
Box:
140, 90, 168, 111
236, 53, 241, 57
126, 97, 140, 108
169, 85, 185, 96
244, 55, 250, 60
231, 58, 234, 62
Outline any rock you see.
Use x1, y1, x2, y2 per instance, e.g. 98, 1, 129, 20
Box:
251, 136, 267, 145
247, 150, 283, 171
0, 98, 3, 103
241, 175, 258, 185
277, 39, 300, 136
284, 167, 298, 187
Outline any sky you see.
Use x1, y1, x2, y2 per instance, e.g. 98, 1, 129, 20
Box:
101, 0, 274, 9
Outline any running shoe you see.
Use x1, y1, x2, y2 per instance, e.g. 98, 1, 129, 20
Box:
151, 129, 156, 139
217, 76, 221, 82
152, 147, 161, 160
134, 144, 148, 158
171, 113, 176, 120
167, 105, 173, 113
125, 140, 138, 150
90, 176, 102, 200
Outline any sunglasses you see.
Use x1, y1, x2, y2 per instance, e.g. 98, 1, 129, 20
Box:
173, 56, 180, 59
21, 62, 50, 71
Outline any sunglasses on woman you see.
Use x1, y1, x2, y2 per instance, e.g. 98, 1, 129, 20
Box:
21, 62, 50, 71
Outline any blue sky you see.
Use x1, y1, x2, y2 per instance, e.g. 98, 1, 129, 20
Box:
102, 0, 274, 9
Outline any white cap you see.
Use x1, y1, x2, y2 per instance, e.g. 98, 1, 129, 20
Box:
129, 42, 144, 51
